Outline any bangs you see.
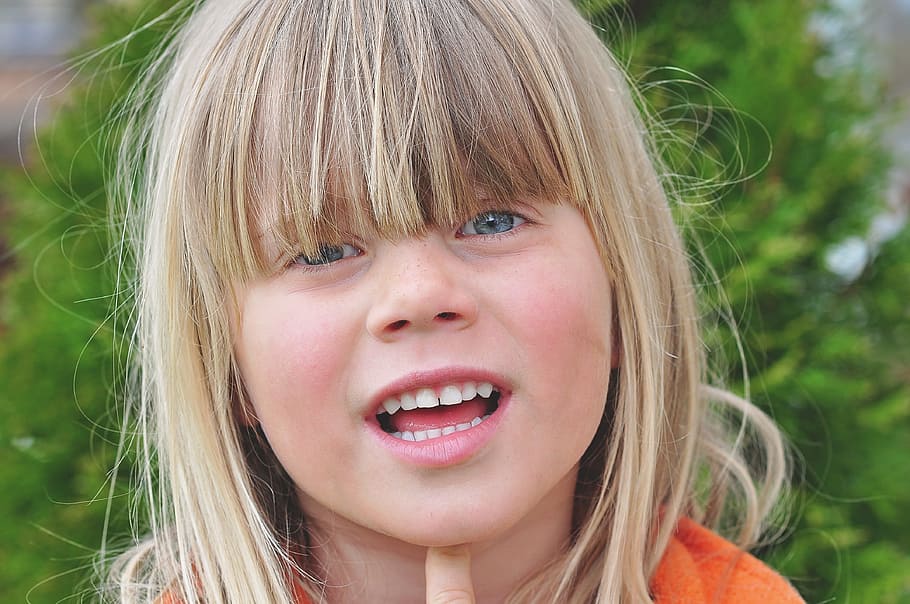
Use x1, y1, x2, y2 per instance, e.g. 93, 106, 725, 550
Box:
189, 0, 580, 279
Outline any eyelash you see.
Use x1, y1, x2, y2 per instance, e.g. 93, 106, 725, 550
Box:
290, 243, 363, 269
287, 209, 531, 270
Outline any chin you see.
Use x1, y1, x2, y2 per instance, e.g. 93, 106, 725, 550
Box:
376, 502, 527, 548
397, 526, 498, 548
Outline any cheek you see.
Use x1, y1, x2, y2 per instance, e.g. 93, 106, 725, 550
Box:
237, 293, 353, 421
507, 253, 612, 360
495, 249, 613, 426
530, 292, 612, 400
235, 292, 364, 492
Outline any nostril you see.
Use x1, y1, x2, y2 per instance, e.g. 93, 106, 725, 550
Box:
389, 319, 409, 331
436, 312, 457, 321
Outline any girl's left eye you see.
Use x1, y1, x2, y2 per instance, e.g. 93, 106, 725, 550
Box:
293, 243, 362, 266
458, 211, 526, 236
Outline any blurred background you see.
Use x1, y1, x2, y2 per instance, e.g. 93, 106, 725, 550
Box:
0, 0, 91, 160
1, 0, 908, 602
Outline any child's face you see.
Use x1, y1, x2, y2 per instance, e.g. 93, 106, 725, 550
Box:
235, 201, 614, 547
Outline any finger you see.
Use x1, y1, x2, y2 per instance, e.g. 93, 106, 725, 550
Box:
425, 544, 475, 604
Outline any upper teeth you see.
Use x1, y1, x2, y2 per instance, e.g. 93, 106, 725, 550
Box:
380, 382, 495, 416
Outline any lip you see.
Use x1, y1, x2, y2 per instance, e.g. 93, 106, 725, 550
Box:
366, 366, 512, 417
365, 366, 512, 467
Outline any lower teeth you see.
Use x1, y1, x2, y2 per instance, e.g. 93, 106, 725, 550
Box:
392, 414, 491, 442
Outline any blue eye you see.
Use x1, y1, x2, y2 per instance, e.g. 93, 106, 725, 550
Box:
459, 211, 526, 235
294, 243, 361, 266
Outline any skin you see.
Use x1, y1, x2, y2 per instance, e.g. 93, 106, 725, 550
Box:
235, 201, 615, 603
426, 545, 475, 604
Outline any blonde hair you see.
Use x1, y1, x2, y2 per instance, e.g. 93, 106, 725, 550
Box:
105, 0, 789, 602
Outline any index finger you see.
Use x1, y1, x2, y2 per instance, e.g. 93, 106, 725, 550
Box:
425, 544, 475, 604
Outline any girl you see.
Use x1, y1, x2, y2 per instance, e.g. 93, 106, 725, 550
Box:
107, 0, 803, 602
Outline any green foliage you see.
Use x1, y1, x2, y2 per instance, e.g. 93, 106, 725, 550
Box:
1, 0, 907, 602
0, 2, 180, 601
582, 0, 910, 601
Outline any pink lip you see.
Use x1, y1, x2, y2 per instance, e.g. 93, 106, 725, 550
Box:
364, 366, 512, 468
366, 366, 511, 418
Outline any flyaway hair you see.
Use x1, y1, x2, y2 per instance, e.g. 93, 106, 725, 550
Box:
106, 0, 789, 602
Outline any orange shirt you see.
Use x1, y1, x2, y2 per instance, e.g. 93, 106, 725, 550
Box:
650, 517, 803, 603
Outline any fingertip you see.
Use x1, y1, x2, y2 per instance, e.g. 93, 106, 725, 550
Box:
427, 544, 471, 563
425, 545, 475, 604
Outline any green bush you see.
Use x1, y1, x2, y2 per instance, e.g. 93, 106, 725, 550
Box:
596, 1, 910, 601
0, 3, 178, 601
1, 1, 906, 601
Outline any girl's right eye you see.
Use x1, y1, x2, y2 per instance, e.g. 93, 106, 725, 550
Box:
293, 243, 362, 266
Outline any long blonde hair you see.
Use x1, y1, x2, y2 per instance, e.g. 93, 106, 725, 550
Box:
106, 0, 789, 602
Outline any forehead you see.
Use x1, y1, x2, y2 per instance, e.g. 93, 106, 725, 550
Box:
178, 0, 589, 281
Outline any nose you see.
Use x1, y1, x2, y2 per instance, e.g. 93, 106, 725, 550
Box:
365, 236, 478, 341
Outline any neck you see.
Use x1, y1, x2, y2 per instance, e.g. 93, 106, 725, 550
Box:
301, 473, 576, 604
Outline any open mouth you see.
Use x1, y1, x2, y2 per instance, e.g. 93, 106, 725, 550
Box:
376, 381, 502, 442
